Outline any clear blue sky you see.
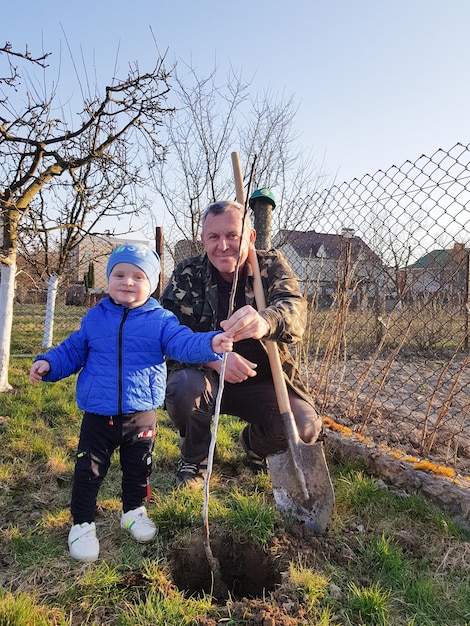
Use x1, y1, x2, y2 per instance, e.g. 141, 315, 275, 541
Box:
3, 0, 469, 184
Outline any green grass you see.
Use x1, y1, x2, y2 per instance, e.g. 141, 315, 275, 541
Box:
226, 488, 277, 545
11, 304, 87, 354
288, 557, 330, 611
347, 581, 391, 626
0, 361, 469, 625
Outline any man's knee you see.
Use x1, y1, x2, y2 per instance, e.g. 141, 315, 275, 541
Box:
289, 394, 322, 444
295, 408, 322, 443
165, 369, 213, 423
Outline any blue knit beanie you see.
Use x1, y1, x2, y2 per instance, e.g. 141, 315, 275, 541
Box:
106, 243, 160, 294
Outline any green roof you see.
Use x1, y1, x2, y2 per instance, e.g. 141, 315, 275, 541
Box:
407, 249, 448, 270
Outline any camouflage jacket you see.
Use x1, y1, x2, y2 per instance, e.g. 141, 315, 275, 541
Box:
161, 249, 314, 406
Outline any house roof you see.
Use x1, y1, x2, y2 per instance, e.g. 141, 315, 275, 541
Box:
274, 229, 380, 263
407, 249, 448, 270
406, 244, 468, 270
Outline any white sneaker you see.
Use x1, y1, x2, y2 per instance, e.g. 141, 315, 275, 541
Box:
68, 522, 99, 562
120, 506, 157, 543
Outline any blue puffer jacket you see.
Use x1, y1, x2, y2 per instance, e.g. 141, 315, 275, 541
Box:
35, 297, 222, 415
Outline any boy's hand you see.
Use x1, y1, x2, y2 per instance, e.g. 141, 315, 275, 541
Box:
29, 360, 50, 384
211, 332, 233, 353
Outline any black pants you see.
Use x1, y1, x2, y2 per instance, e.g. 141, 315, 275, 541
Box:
165, 368, 322, 464
71, 410, 156, 524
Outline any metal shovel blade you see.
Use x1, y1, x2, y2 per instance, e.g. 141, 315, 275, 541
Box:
267, 423, 334, 534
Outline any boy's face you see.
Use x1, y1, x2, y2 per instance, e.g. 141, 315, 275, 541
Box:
108, 262, 151, 308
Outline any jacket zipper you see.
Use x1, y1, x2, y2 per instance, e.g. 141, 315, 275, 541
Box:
117, 308, 129, 416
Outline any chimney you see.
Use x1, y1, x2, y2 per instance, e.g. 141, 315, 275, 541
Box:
341, 227, 355, 238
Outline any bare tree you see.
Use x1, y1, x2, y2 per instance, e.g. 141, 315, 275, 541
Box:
239, 89, 328, 236
0, 43, 173, 390
151, 62, 329, 261
151, 63, 247, 253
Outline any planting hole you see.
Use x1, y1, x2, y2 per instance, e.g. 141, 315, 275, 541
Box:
169, 528, 282, 602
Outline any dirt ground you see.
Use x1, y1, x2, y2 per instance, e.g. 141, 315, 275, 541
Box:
169, 525, 337, 625
311, 354, 470, 475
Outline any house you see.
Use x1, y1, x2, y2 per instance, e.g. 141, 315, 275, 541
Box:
174, 239, 203, 265
401, 242, 468, 305
272, 228, 384, 309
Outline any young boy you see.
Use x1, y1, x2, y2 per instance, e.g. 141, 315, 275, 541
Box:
30, 243, 234, 563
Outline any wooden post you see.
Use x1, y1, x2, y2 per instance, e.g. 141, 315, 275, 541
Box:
155, 226, 163, 299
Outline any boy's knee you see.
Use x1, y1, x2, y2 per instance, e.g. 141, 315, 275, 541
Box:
75, 449, 103, 481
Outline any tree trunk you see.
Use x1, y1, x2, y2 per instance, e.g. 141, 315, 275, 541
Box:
0, 260, 16, 391
42, 275, 59, 348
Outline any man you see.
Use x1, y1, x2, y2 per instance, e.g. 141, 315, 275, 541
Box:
161, 193, 322, 488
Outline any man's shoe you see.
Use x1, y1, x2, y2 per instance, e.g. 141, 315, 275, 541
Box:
121, 506, 157, 543
239, 428, 268, 474
68, 522, 99, 562
175, 457, 207, 490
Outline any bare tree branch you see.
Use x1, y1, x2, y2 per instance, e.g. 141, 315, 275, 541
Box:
0, 42, 50, 87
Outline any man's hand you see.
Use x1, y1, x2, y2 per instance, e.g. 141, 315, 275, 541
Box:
220, 305, 269, 341
207, 352, 257, 383
29, 359, 50, 384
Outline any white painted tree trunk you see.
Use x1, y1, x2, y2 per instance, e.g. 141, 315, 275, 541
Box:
0, 261, 17, 391
42, 275, 59, 348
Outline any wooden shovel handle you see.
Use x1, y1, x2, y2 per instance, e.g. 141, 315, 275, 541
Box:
230, 152, 294, 419
231, 152, 245, 208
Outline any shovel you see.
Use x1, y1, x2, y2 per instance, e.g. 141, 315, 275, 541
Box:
231, 151, 335, 534
249, 246, 335, 533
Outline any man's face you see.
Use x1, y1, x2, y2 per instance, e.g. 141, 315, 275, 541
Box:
201, 208, 255, 281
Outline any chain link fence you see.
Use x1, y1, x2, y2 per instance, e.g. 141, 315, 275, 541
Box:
12, 142, 470, 477
281, 142, 470, 477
